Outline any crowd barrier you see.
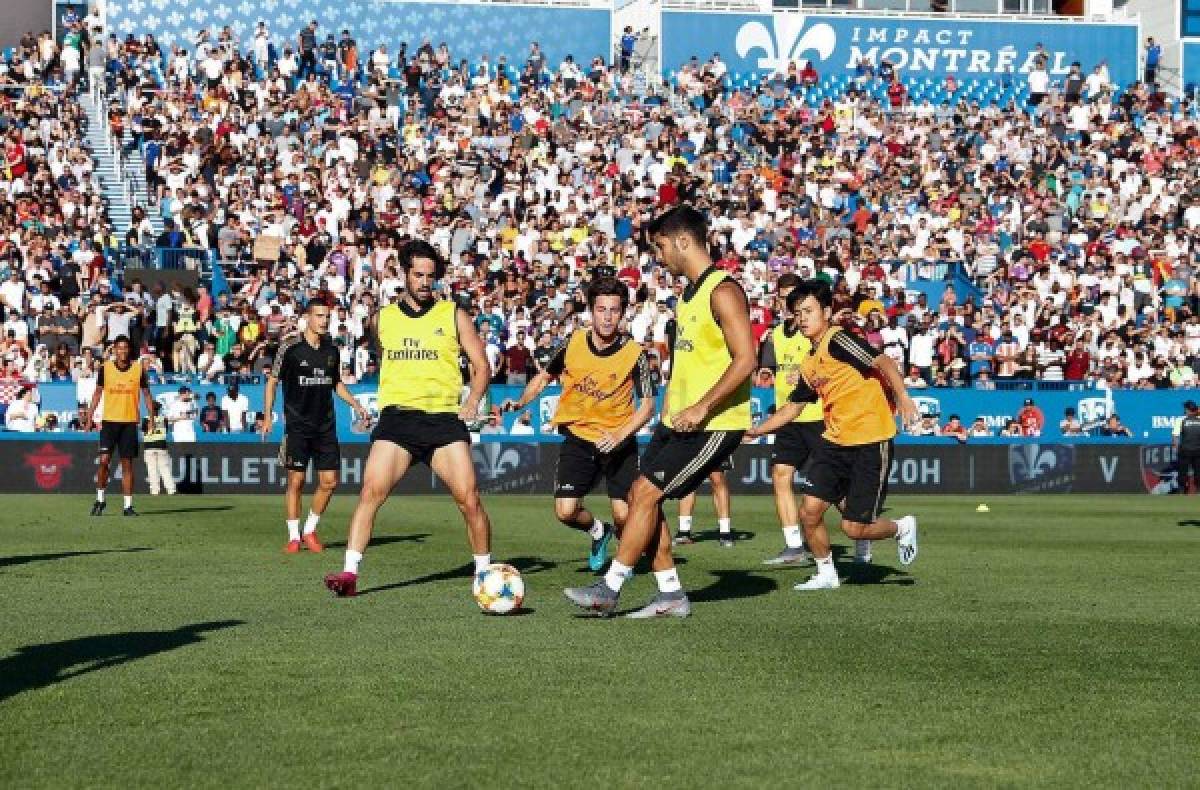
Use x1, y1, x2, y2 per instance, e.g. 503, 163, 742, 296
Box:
10, 383, 1193, 442
8, 438, 1184, 495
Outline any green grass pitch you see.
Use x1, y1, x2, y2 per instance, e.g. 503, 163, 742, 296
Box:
1, 493, 1198, 788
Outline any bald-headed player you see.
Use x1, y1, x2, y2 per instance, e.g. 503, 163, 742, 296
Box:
748, 280, 919, 590
324, 241, 496, 597
262, 294, 369, 553
507, 275, 656, 571
564, 204, 756, 618
85, 335, 154, 517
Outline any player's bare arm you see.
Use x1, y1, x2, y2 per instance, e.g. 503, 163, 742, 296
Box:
510, 368, 554, 411
261, 374, 278, 438
671, 281, 757, 432
872, 352, 918, 426
334, 380, 369, 422
456, 306, 489, 422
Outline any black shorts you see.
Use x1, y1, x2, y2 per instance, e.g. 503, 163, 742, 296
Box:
371, 407, 469, 466
639, 424, 744, 500
771, 420, 824, 469
281, 428, 341, 472
98, 421, 139, 459
554, 430, 639, 501
806, 438, 893, 524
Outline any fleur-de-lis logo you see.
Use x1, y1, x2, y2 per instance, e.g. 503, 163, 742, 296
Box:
735, 15, 836, 75
1008, 444, 1074, 490
472, 443, 522, 481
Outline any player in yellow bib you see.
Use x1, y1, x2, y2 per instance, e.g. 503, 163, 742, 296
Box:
507, 276, 656, 572
564, 205, 757, 618
84, 335, 154, 517
755, 273, 868, 566
748, 280, 920, 591
324, 241, 497, 598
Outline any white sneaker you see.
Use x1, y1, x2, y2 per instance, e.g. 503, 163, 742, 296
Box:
793, 571, 840, 591
853, 539, 872, 564
896, 516, 918, 566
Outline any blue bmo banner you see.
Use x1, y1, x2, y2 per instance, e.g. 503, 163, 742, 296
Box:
662, 12, 1139, 85
15, 382, 1195, 445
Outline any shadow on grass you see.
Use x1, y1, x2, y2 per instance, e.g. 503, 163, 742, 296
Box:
0, 547, 152, 570
358, 556, 557, 596
325, 534, 431, 549
689, 569, 778, 603
0, 620, 244, 703
138, 505, 235, 515
841, 561, 915, 586
1178, 520, 1200, 527
673, 529, 757, 545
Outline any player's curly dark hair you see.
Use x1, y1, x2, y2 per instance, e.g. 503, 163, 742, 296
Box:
586, 275, 630, 310
397, 240, 447, 280
786, 279, 833, 312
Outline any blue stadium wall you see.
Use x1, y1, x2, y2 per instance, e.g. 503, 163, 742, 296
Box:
105, 0, 611, 69
661, 12, 1139, 85
1183, 40, 1200, 95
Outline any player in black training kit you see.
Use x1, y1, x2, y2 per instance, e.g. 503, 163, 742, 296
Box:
263, 296, 368, 553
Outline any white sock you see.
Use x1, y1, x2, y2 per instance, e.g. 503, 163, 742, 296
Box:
473, 554, 492, 574
343, 549, 362, 575
286, 519, 300, 541
96, 489, 105, 502
124, 496, 133, 509
588, 518, 607, 540
678, 515, 692, 534
653, 567, 682, 594
718, 517, 732, 534
894, 517, 911, 541
604, 560, 632, 592
302, 510, 320, 536
783, 525, 804, 549
814, 554, 836, 576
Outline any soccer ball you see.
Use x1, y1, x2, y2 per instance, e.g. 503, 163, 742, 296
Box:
472, 563, 525, 615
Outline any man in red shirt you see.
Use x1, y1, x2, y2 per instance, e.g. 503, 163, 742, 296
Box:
1064, 338, 1091, 380
1017, 398, 1045, 437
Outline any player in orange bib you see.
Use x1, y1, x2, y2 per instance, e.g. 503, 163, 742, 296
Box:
84, 335, 154, 517
748, 280, 920, 590
507, 276, 656, 572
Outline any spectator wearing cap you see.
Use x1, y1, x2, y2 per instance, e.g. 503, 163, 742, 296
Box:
1018, 398, 1045, 437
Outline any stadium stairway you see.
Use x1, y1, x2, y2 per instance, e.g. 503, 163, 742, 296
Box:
82, 91, 160, 239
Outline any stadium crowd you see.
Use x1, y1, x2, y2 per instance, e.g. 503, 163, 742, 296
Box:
1, 12, 1200, 436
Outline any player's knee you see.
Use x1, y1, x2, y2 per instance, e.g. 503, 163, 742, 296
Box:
629, 476, 663, 507
457, 489, 485, 519
842, 521, 865, 539
317, 474, 337, 493
771, 465, 794, 485
553, 499, 579, 523
359, 478, 391, 504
